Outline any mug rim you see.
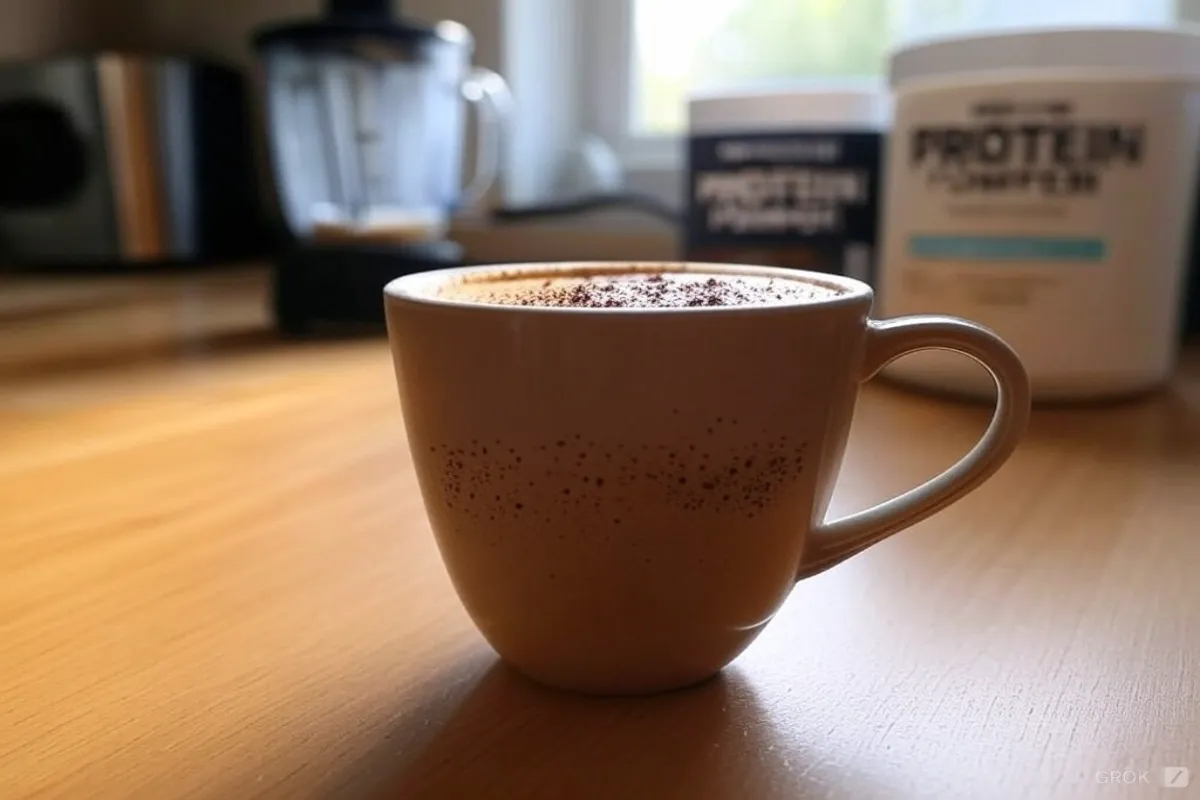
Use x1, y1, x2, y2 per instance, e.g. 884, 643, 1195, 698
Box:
383, 261, 873, 315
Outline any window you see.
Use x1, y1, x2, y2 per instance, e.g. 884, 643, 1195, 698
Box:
503, 0, 1196, 206
627, 0, 1178, 137
591, 0, 1182, 166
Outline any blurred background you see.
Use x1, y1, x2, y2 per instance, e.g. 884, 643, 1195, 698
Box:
3, 0, 1196, 241
2, 0, 1199, 335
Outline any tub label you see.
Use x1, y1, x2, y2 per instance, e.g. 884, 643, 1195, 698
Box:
685, 130, 881, 284
910, 104, 1146, 198
909, 235, 1107, 262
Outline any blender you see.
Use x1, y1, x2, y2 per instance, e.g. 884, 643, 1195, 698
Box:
253, 0, 510, 333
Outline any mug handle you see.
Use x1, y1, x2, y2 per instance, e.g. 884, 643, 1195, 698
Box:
796, 316, 1032, 581
460, 67, 513, 209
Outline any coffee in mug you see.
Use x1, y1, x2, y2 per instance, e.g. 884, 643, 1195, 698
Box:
385, 262, 1031, 695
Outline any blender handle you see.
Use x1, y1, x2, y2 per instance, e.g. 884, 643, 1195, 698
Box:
461, 67, 512, 209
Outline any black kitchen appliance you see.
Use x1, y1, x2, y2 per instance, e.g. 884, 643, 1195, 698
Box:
0, 54, 263, 268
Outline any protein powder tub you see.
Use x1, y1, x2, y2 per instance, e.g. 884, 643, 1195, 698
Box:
878, 26, 1200, 401
684, 86, 887, 286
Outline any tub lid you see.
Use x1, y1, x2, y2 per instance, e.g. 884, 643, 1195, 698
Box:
688, 81, 889, 132
890, 25, 1200, 86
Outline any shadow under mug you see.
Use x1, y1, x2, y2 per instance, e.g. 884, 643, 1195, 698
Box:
384, 262, 1032, 695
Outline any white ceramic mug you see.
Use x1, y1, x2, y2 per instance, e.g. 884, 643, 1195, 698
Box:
385, 262, 1032, 694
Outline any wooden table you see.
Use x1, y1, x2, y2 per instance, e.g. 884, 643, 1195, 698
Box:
2, 268, 1198, 800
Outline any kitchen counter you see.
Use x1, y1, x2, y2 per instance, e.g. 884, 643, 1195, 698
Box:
2, 267, 1198, 799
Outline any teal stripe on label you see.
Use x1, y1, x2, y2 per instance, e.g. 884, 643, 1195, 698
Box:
910, 235, 1106, 262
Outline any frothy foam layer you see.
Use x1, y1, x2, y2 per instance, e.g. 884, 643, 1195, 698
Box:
439, 272, 843, 309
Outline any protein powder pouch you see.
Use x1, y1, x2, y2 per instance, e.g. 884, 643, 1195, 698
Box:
879, 27, 1200, 401
684, 87, 887, 286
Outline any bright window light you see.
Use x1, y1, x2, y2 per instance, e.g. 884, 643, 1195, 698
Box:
631, 0, 1176, 135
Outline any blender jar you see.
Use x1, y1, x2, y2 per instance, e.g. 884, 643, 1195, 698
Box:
254, 0, 509, 243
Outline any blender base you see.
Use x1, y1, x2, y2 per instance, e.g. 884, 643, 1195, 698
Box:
273, 240, 464, 336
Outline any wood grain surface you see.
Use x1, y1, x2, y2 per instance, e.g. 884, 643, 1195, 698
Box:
1, 268, 1197, 799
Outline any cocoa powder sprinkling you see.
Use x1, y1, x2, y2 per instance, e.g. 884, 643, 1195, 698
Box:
489, 273, 828, 309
